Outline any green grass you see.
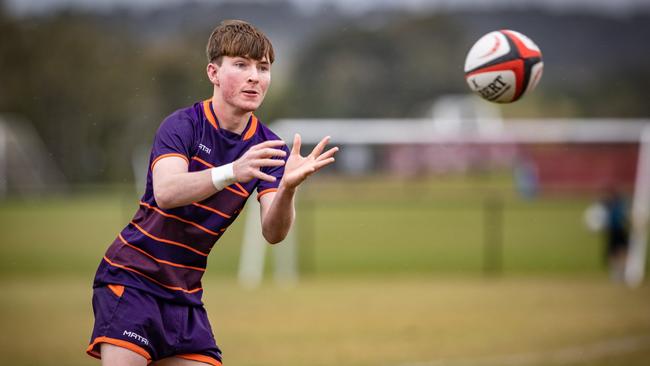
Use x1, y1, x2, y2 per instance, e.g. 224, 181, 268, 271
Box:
291, 175, 611, 275
0, 177, 612, 277
0, 177, 648, 365
0, 275, 649, 366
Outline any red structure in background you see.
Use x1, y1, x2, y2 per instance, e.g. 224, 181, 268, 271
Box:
383, 142, 639, 196
523, 143, 639, 193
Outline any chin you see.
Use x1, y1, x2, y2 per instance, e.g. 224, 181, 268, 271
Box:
237, 101, 262, 112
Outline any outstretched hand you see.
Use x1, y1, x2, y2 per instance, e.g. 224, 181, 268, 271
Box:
281, 134, 338, 189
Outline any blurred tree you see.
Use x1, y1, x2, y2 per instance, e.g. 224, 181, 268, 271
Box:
0, 12, 146, 182
2, 4, 650, 187
281, 14, 467, 118
569, 68, 650, 118
0, 12, 209, 184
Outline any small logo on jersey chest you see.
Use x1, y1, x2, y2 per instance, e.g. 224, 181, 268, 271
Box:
198, 144, 212, 154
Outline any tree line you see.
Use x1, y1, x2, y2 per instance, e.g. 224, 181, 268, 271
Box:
1, 4, 649, 184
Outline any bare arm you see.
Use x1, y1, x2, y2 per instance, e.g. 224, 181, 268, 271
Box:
259, 189, 294, 244
153, 140, 287, 209
260, 134, 338, 244
152, 157, 216, 209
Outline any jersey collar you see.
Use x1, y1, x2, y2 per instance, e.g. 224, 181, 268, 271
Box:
202, 99, 258, 141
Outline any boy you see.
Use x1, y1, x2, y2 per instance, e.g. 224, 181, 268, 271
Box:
86, 19, 337, 366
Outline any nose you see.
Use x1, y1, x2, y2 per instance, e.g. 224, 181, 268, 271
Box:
248, 68, 259, 83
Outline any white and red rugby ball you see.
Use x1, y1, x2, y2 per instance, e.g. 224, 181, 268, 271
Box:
464, 30, 543, 103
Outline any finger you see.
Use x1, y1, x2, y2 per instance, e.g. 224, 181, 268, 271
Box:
291, 133, 301, 156
254, 148, 287, 159
309, 136, 330, 158
313, 157, 335, 170
253, 159, 286, 168
253, 171, 276, 182
316, 146, 339, 161
251, 139, 286, 151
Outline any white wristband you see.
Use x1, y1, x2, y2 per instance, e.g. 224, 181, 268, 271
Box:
211, 163, 236, 191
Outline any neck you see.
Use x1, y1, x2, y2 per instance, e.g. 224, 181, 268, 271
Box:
211, 95, 252, 135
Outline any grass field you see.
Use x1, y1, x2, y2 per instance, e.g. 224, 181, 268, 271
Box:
1, 276, 649, 366
1, 177, 649, 365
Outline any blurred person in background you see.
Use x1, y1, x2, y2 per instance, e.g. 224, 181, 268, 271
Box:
601, 187, 630, 282
86, 19, 337, 366
584, 185, 630, 282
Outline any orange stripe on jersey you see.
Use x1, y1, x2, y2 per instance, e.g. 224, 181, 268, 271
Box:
139, 201, 219, 236
227, 182, 250, 197
192, 202, 232, 219
257, 188, 277, 200
203, 99, 219, 129
192, 155, 214, 168
118, 234, 206, 272
87, 336, 152, 361
242, 114, 258, 141
151, 153, 189, 171
130, 221, 209, 257
190, 156, 250, 198
103, 256, 203, 294
178, 354, 223, 366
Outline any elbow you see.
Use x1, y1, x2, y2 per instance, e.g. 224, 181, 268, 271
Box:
263, 233, 285, 245
263, 228, 288, 245
154, 187, 175, 210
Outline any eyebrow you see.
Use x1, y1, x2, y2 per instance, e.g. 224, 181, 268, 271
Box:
233, 56, 270, 64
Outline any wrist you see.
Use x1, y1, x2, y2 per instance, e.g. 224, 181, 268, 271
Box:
211, 163, 236, 190
278, 181, 298, 195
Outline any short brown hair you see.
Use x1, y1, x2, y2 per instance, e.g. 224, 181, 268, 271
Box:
206, 20, 275, 64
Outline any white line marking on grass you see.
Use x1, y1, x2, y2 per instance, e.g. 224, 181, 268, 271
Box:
397, 334, 650, 366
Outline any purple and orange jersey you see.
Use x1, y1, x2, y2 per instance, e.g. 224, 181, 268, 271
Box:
93, 99, 288, 305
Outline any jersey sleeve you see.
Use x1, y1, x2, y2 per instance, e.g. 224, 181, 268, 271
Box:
150, 112, 197, 170
257, 144, 290, 200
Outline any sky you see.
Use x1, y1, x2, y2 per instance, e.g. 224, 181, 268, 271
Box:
5, 0, 650, 16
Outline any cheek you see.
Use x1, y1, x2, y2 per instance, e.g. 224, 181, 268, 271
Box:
221, 74, 240, 97
260, 74, 271, 92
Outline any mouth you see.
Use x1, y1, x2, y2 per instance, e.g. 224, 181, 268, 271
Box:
242, 90, 259, 96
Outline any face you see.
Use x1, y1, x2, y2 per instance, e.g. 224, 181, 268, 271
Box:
209, 55, 271, 113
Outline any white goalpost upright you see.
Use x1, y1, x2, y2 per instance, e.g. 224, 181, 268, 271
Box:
625, 126, 650, 287
237, 193, 299, 289
238, 195, 267, 288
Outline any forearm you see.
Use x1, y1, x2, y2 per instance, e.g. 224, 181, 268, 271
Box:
154, 169, 217, 209
152, 140, 286, 210
261, 184, 297, 244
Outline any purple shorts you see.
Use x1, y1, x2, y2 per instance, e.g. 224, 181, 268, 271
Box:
86, 284, 222, 365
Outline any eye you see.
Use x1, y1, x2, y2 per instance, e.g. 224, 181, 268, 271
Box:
259, 63, 270, 72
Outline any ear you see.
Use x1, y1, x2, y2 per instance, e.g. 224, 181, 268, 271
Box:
207, 63, 220, 86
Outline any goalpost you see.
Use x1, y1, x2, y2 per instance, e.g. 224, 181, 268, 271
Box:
625, 126, 650, 287
240, 96, 649, 288
0, 115, 67, 197
237, 197, 298, 289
